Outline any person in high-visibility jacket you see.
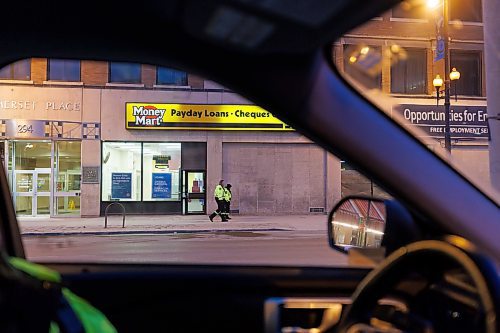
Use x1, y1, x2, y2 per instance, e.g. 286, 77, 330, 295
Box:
209, 179, 228, 222
223, 184, 232, 220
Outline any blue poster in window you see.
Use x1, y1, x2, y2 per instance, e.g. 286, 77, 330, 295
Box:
111, 173, 132, 199
152, 173, 172, 199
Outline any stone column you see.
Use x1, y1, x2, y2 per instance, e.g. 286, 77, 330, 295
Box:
326, 153, 342, 213
80, 88, 102, 217
80, 139, 101, 217
482, 0, 500, 192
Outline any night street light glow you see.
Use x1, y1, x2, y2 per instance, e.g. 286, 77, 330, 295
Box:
427, 0, 440, 9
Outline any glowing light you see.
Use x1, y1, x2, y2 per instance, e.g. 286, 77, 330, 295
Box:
349, 56, 358, 63
450, 68, 461, 81
433, 74, 444, 88
360, 46, 370, 55
427, 0, 440, 9
332, 221, 359, 230
366, 228, 384, 235
390, 44, 401, 54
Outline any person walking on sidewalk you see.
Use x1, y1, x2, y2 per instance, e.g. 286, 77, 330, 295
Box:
223, 184, 232, 220
209, 180, 227, 222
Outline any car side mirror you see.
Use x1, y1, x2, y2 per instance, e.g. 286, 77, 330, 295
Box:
328, 196, 386, 253
328, 196, 422, 259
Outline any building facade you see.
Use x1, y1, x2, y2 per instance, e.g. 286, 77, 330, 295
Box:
334, 0, 489, 185
0, 59, 342, 217
0, 0, 489, 218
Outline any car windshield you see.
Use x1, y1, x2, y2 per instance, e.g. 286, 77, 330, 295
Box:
0, 0, 497, 268
334, 0, 499, 204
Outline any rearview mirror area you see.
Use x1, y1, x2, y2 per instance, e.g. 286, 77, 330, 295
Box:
328, 197, 386, 252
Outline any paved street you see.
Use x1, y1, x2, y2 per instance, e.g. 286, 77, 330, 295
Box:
18, 215, 328, 235
23, 230, 351, 267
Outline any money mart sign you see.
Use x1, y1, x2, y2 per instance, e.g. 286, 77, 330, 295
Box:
125, 103, 292, 131
394, 104, 489, 139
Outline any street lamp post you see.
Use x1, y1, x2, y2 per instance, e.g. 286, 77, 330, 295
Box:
429, 0, 453, 152
442, 0, 452, 152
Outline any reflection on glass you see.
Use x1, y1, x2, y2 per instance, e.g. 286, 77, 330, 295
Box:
37, 173, 50, 192
15, 196, 32, 215
14, 141, 51, 170
102, 142, 142, 201
332, 199, 386, 248
187, 199, 205, 214
15, 173, 33, 192
37, 196, 50, 215
187, 172, 204, 194
56, 196, 80, 215
143, 143, 181, 201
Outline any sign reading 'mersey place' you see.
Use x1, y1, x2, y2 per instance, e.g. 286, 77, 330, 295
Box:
125, 103, 292, 131
393, 104, 489, 139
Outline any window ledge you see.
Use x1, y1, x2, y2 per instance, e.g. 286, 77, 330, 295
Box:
153, 84, 191, 89
390, 17, 429, 23
0, 79, 34, 85
106, 83, 145, 88
43, 81, 84, 86
449, 20, 483, 27
391, 93, 431, 98
391, 93, 486, 101
370, 17, 383, 21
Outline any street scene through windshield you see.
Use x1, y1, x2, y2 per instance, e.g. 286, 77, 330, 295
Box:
0, 0, 497, 267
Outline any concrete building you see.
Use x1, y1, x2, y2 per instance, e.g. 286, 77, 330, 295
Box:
0, 0, 490, 218
0, 60, 341, 217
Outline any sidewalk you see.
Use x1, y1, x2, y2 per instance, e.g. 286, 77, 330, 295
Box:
18, 214, 328, 236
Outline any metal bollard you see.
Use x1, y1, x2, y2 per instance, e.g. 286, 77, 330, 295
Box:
104, 202, 126, 228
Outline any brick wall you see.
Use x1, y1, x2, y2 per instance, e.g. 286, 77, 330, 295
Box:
141, 64, 156, 88
30, 58, 47, 84
81, 61, 108, 86
188, 74, 204, 89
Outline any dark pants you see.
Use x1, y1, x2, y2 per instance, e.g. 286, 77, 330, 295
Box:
216, 199, 225, 215
224, 201, 231, 216
209, 198, 227, 221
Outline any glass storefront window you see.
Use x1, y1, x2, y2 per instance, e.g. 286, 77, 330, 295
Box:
55, 141, 81, 215
55, 141, 81, 192
13, 141, 51, 170
143, 143, 181, 201
102, 142, 142, 201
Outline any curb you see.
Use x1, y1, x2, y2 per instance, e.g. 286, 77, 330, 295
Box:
21, 228, 292, 237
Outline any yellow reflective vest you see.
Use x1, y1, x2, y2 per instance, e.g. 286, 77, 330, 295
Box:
223, 188, 232, 201
214, 185, 225, 200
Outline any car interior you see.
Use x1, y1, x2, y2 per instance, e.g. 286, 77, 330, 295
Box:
0, 0, 499, 332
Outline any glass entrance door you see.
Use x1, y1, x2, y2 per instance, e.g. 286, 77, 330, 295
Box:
13, 168, 51, 216
182, 170, 206, 215
54, 141, 81, 215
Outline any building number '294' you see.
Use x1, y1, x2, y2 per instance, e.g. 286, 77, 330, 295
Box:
17, 124, 34, 134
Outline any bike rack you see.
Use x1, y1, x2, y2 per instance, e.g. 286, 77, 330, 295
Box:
104, 202, 126, 228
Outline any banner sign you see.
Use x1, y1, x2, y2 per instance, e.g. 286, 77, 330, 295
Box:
152, 173, 172, 199
434, 11, 445, 62
394, 104, 489, 139
111, 173, 132, 199
125, 103, 292, 131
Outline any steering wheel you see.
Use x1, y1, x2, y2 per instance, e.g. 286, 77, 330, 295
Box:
335, 238, 500, 333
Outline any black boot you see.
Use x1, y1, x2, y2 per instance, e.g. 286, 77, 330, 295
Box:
209, 212, 217, 222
